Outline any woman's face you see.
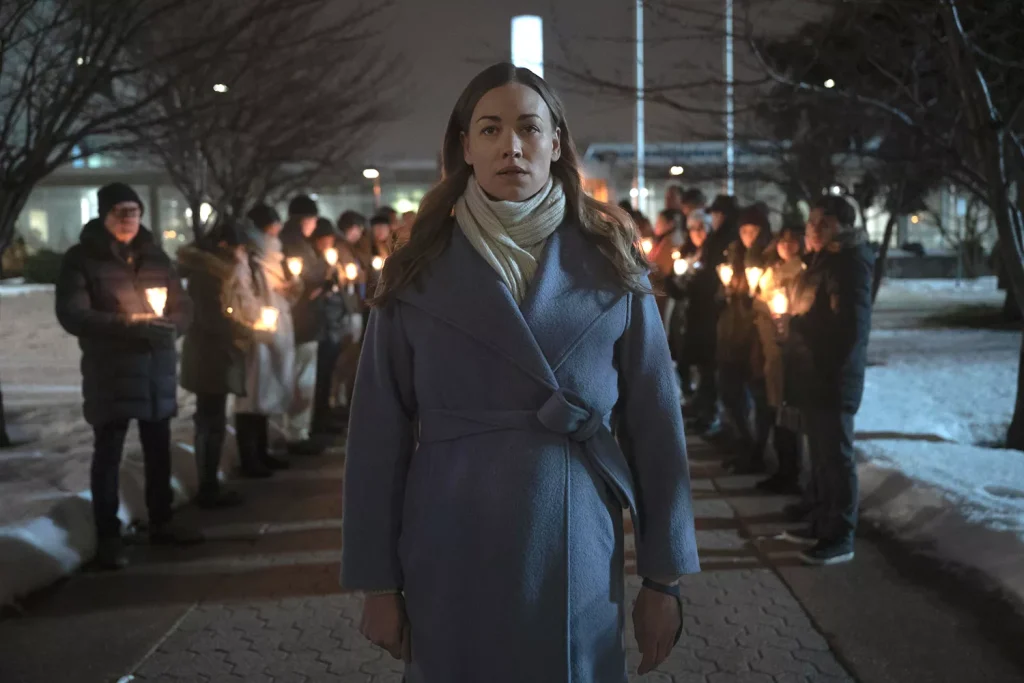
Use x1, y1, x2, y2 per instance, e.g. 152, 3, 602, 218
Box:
777, 233, 800, 261
711, 210, 725, 231
344, 226, 363, 244
689, 227, 707, 248
264, 221, 283, 239
373, 224, 391, 244
739, 223, 760, 249
462, 83, 561, 201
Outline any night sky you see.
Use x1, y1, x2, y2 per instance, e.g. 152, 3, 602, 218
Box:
359, 0, 818, 166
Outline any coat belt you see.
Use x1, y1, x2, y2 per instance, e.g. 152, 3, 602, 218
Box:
418, 389, 638, 522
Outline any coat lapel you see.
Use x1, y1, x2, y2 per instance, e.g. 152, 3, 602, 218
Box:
397, 227, 559, 389
521, 224, 625, 373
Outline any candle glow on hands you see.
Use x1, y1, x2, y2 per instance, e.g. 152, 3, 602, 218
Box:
287, 258, 303, 276
344, 263, 358, 281
771, 292, 789, 316
145, 287, 168, 318
325, 248, 338, 266
745, 267, 763, 293
718, 264, 733, 287
255, 306, 280, 332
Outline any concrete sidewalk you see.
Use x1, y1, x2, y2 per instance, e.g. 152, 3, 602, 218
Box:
0, 438, 1022, 683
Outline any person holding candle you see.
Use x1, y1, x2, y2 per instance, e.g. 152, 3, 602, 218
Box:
178, 217, 263, 508
310, 217, 349, 436
342, 63, 699, 681
55, 183, 197, 570
715, 206, 774, 474
235, 204, 298, 476
752, 226, 807, 496
280, 195, 330, 455
778, 196, 873, 565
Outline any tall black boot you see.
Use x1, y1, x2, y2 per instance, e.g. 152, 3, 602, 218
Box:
236, 414, 273, 479
256, 415, 290, 470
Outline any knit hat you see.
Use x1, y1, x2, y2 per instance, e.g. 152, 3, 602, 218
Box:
312, 217, 337, 240
98, 183, 144, 220
288, 194, 319, 218
246, 204, 281, 232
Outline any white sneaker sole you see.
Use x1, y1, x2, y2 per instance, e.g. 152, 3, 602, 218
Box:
779, 531, 818, 546
800, 550, 855, 566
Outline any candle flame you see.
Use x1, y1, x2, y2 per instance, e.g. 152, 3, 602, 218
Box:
641, 238, 653, 255
771, 292, 789, 316
673, 258, 689, 276
718, 264, 733, 286
256, 306, 280, 332
745, 267, 764, 293
372, 256, 385, 271
325, 248, 338, 266
287, 257, 303, 276
145, 287, 167, 318
344, 263, 358, 281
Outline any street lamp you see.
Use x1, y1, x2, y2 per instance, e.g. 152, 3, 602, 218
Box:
363, 168, 382, 208
670, 165, 685, 176
213, 84, 229, 93
824, 79, 836, 89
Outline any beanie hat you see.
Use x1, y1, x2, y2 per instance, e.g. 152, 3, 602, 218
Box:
98, 183, 144, 220
213, 218, 249, 247
312, 217, 337, 241
288, 194, 319, 218
246, 204, 281, 232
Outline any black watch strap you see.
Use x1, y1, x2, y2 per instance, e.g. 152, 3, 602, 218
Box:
641, 578, 685, 645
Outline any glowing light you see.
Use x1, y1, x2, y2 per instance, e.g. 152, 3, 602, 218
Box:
911, 215, 920, 224
324, 248, 338, 266
670, 166, 684, 176
641, 238, 653, 255
718, 264, 734, 286
745, 267, 764, 293
824, 79, 836, 89
673, 258, 689, 276
255, 306, 279, 332
76, 57, 85, 66
511, 15, 544, 77
213, 84, 229, 93
363, 168, 380, 179
830, 185, 843, 196
287, 258, 303, 276
372, 256, 385, 271
344, 263, 359, 281
145, 287, 168, 317
771, 291, 789, 316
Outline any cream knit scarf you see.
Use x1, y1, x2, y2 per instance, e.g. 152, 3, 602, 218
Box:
454, 175, 567, 305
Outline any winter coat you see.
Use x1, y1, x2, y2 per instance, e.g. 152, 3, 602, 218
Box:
752, 256, 805, 408
663, 246, 722, 366
316, 248, 350, 345
281, 219, 329, 344
784, 231, 874, 414
178, 243, 261, 397
716, 241, 766, 374
234, 228, 296, 415
55, 220, 191, 426
342, 221, 700, 683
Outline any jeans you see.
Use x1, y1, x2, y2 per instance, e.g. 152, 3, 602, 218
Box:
313, 338, 343, 432
91, 418, 173, 539
803, 409, 858, 542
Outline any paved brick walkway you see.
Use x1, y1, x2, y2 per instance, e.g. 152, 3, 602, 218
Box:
0, 438, 857, 683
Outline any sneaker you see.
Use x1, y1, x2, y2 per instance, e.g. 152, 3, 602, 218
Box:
780, 527, 819, 546
93, 537, 129, 571
150, 518, 205, 546
801, 538, 855, 566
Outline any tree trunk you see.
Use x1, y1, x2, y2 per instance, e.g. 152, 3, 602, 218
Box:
1009, 335, 1024, 451
871, 211, 899, 303
0, 188, 33, 449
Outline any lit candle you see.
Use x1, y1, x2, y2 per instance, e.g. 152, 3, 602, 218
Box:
671, 250, 681, 260
372, 256, 385, 271
641, 238, 653, 256
673, 258, 689, 276
324, 248, 338, 266
145, 287, 168, 318
287, 257, 303, 277
255, 306, 280, 332
771, 292, 789, 316
745, 267, 764, 293
718, 264, 733, 286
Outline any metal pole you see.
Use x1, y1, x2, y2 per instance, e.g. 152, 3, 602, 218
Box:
724, 0, 735, 195
635, 0, 645, 212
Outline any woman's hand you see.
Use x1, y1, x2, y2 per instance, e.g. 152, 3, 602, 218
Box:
360, 593, 409, 661
633, 586, 682, 675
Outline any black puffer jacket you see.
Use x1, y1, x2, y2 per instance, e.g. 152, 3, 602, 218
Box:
56, 221, 192, 426
281, 219, 329, 344
664, 246, 723, 366
784, 231, 874, 413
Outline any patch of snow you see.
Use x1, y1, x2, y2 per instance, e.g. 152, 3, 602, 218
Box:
0, 283, 55, 298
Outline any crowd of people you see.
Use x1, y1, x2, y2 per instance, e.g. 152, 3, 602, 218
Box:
55, 182, 410, 569
630, 184, 874, 566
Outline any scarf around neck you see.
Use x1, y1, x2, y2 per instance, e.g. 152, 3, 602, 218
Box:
454, 175, 567, 305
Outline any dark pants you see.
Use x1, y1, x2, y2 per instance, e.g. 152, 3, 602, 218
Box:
719, 363, 754, 444
773, 423, 801, 483
91, 418, 172, 539
194, 393, 227, 491
235, 412, 269, 470
803, 409, 858, 542
313, 338, 343, 433
691, 362, 718, 423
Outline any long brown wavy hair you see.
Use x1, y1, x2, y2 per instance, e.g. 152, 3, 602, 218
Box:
369, 62, 649, 307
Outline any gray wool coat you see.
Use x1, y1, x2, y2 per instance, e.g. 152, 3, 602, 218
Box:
341, 221, 700, 683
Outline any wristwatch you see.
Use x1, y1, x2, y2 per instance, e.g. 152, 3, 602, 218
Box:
641, 577, 684, 645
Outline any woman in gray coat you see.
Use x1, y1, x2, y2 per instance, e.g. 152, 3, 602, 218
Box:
342, 64, 699, 682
